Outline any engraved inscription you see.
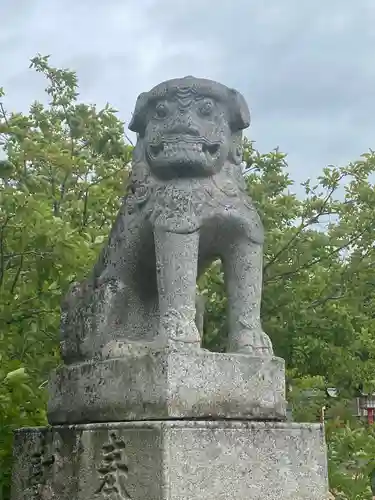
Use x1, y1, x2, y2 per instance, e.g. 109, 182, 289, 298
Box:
29, 435, 55, 498
96, 432, 131, 500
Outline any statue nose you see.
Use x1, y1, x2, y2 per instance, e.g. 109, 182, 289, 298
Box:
169, 115, 200, 136
169, 124, 200, 136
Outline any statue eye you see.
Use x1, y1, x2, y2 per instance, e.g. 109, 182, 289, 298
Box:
155, 102, 168, 118
199, 99, 214, 116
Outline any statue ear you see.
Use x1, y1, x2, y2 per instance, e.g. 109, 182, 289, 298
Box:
128, 92, 150, 136
229, 131, 243, 165
228, 88, 250, 132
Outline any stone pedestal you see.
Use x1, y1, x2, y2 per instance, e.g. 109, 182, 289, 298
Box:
12, 346, 330, 498
48, 346, 286, 423
11, 421, 329, 500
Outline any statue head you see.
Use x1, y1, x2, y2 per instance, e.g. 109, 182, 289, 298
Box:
129, 76, 250, 180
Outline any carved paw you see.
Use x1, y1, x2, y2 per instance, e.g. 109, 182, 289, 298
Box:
159, 309, 201, 346
227, 329, 274, 357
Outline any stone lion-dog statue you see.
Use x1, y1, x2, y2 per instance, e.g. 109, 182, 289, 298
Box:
60, 76, 273, 364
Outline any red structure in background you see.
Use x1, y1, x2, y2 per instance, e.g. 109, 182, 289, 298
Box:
368, 407, 374, 425
358, 393, 375, 425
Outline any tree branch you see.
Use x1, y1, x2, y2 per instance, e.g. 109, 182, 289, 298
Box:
10, 254, 24, 295
0, 102, 9, 126
264, 183, 341, 273
307, 294, 347, 309
58, 170, 71, 211
0, 214, 14, 287
265, 225, 370, 283
0, 308, 52, 325
264, 219, 309, 273
124, 131, 134, 146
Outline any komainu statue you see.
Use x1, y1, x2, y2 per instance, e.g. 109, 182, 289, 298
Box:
13, 78, 326, 500
61, 76, 273, 364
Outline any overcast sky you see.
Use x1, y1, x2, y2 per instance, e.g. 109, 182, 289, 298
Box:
2, 0, 375, 186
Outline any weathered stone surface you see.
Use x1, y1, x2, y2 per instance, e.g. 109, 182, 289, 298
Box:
11, 77, 330, 499
11, 421, 329, 500
60, 76, 272, 366
48, 344, 286, 424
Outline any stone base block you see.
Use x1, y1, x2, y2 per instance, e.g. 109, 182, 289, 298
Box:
11, 421, 329, 500
48, 345, 286, 424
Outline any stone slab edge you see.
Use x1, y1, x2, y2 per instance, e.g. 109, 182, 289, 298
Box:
48, 349, 286, 424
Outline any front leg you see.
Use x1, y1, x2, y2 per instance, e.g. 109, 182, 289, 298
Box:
223, 238, 273, 357
154, 228, 201, 347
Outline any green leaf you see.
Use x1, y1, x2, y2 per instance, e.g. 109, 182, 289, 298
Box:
4, 368, 28, 382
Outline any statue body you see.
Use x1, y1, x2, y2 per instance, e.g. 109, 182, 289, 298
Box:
61, 76, 273, 364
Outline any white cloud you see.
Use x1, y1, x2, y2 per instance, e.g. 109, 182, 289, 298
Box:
1, 0, 375, 186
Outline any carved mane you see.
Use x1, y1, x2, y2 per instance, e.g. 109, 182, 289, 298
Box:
126, 130, 249, 219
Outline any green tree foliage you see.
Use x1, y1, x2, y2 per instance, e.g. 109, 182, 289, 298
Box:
326, 421, 375, 499
201, 141, 375, 397
0, 55, 132, 499
1, 56, 375, 499
199, 143, 375, 498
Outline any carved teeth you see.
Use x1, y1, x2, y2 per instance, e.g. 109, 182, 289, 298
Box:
161, 142, 204, 154
151, 141, 218, 157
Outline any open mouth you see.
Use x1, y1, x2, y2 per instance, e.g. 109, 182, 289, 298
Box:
149, 141, 220, 158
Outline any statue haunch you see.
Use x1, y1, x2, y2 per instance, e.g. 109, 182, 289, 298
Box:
61, 76, 273, 363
